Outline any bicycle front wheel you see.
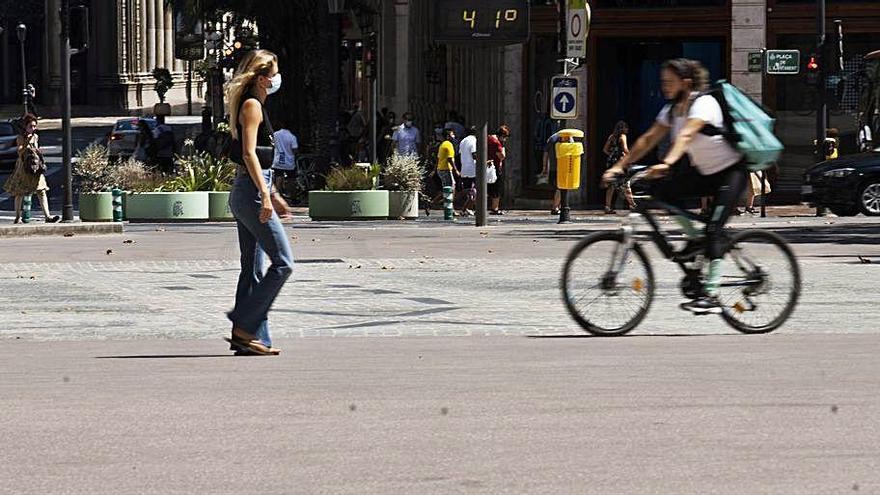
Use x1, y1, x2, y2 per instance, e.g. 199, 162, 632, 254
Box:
561, 232, 655, 336
718, 230, 801, 334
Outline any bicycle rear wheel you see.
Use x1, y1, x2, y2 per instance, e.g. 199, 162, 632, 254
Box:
718, 230, 801, 334
561, 232, 655, 336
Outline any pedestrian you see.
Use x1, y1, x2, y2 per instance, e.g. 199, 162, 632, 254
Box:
272, 120, 299, 210
3, 114, 59, 224
152, 116, 176, 174
744, 170, 771, 215
379, 110, 398, 164
347, 102, 368, 162
458, 126, 478, 216
487, 125, 510, 215
602, 121, 636, 213
133, 119, 155, 166
392, 112, 421, 158
541, 130, 573, 215
223, 49, 293, 356
444, 111, 466, 149
436, 128, 459, 206
25, 84, 38, 117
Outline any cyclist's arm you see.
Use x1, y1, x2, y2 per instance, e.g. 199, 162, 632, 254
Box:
620, 134, 630, 155
616, 122, 669, 169
660, 118, 706, 166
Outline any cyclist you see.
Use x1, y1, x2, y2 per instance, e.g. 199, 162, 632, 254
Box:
603, 58, 748, 314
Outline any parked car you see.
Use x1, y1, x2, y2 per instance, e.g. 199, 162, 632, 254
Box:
107, 117, 157, 161
0, 120, 19, 172
802, 149, 880, 216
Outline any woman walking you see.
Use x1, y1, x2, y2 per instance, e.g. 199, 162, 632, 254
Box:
4, 114, 59, 223
224, 49, 293, 356
602, 121, 635, 214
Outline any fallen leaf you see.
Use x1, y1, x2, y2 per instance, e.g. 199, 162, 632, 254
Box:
63, 232, 75, 237
488, 250, 494, 254
122, 239, 134, 244
106, 249, 113, 255
155, 227, 166, 232
858, 256, 872, 264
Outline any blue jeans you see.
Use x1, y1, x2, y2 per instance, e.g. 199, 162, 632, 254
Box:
227, 170, 294, 343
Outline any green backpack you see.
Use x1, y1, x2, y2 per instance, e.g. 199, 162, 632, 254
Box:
701, 80, 784, 171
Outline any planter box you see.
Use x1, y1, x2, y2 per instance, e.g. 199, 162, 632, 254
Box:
125, 192, 209, 222
308, 190, 389, 221
79, 192, 114, 222
208, 191, 234, 221
388, 191, 419, 219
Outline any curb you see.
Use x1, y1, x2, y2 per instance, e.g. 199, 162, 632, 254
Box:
0, 222, 124, 238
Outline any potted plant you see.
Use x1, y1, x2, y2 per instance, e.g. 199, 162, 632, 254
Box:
73, 143, 117, 222
115, 157, 167, 219
125, 150, 235, 222
152, 67, 173, 117
308, 165, 389, 221
383, 152, 423, 219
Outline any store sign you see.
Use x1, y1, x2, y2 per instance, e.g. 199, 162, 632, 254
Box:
432, 0, 530, 44
766, 50, 800, 75
174, 2, 205, 61
748, 51, 764, 73
566, 0, 590, 59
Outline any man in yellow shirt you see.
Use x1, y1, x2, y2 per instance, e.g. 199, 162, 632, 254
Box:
436, 129, 459, 191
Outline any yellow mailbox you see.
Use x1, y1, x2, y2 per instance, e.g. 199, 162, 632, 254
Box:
555, 129, 584, 190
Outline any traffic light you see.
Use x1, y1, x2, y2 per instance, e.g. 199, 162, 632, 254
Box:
806, 53, 820, 85
365, 32, 378, 80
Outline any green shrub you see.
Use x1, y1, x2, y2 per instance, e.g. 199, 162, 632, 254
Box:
73, 144, 117, 193
162, 152, 236, 192
383, 152, 423, 192
325, 165, 375, 191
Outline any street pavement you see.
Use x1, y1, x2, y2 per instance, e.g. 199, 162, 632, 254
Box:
1, 216, 879, 493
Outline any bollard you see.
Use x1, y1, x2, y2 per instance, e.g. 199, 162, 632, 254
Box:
112, 187, 123, 222
21, 195, 31, 223
558, 189, 571, 224
443, 186, 454, 221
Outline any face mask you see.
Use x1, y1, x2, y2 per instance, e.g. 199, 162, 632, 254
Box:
405, 121, 413, 128
266, 73, 282, 95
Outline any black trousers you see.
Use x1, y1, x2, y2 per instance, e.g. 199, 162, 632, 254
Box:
650, 162, 747, 259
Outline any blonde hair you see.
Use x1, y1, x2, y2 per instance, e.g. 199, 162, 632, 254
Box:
225, 49, 278, 140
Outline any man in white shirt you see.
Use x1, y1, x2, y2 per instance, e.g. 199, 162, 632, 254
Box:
457, 126, 478, 216
604, 58, 747, 315
392, 112, 422, 157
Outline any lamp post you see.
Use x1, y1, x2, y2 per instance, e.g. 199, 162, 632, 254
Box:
16, 23, 27, 116
356, 4, 378, 165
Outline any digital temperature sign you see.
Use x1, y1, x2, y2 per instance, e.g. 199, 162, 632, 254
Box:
433, 0, 530, 44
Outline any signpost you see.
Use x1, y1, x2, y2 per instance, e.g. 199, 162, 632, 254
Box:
551, 76, 578, 120
748, 51, 764, 73
566, 0, 589, 59
433, 0, 530, 227
765, 49, 801, 75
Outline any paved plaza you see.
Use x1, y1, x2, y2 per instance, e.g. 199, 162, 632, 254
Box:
1, 216, 879, 493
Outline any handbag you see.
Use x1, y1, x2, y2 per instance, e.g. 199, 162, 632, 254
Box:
486, 163, 498, 184
24, 144, 46, 175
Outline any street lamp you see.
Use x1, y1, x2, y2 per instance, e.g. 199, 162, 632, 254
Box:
16, 23, 27, 116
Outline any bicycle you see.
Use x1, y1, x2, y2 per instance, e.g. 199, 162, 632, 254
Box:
276, 154, 319, 206
561, 166, 801, 336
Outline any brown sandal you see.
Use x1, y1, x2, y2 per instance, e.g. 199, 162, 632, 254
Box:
224, 328, 274, 355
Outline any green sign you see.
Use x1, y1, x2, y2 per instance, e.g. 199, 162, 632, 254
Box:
766, 50, 800, 75
748, 52, 763, 72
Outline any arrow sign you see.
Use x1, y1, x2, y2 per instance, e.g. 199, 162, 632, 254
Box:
551, 76, 578, 119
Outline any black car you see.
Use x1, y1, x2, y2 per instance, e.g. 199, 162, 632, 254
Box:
802, 150, 880, 216
0, 120, 19, 172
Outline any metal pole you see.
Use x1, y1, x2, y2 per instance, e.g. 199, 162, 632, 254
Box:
815, 0, 827, 162
761, 48, 767, 219
187, 60, 193, 116
17, 24, 27, 116
61, 0, 74, 222
475, 122, 487, 227
371, 76, 378, 165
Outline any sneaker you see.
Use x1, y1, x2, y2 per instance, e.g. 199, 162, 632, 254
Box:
680, 296, 723, 315
672, 238, 705, 263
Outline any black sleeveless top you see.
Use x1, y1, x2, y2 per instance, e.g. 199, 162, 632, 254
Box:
230, 95, 275, 169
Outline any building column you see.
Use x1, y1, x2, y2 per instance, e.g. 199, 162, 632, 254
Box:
138, 0, 148, 73
731, 0, 767, 102
393, 0, 410, 113
504, 44, 524, 205
145, 0, 155, 71
163, 4, 177, 71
